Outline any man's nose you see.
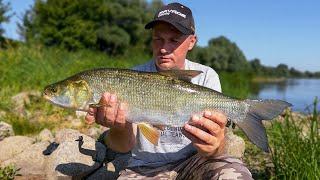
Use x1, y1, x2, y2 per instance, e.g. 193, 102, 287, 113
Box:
160, 48, 167, 54
160, 42, 171, 54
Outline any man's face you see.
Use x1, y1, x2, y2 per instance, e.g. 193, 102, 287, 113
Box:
152, 22, 197, 71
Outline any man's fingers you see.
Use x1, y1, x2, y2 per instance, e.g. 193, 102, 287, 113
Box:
184, 123, 214, 145
114, 102, 128, 128
203, 110, 227, 128
96, 93, 110, 124
85, 107, 96, 124
104, 94, 118, 126
190, 114, 220, 136
182, 127, 217, 155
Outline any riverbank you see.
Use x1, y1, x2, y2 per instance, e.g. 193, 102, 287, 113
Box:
251, 76, 287, 83
1, 90, 319, 179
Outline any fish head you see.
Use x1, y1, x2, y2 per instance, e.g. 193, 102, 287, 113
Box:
43, 79, 92, 111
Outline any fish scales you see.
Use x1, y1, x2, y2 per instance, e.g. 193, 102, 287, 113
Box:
76, 69, 247, 126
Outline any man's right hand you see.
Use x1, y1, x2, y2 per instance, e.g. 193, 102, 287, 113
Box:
85, 92, 130, 129
85, 92, 136, 152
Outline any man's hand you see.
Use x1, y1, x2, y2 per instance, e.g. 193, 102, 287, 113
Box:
85, 92, 136, 153
183, 110, 227, 157
85, 92, 130, 130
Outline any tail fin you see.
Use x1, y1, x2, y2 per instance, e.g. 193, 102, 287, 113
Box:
236, 100, 291, 152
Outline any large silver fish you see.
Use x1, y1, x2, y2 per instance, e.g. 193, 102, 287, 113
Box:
43, 68, 291, 152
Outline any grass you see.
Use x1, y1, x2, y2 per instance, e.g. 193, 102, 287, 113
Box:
269, 98, 320, 179
0, 44, 150, 135
239, 98, 320, 180
219, 71, 253, 99
0, 164, 20, 180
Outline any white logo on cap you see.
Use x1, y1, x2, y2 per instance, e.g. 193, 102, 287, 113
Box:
158, 9, 186, 18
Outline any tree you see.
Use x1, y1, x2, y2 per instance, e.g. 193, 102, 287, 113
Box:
249, 58, 263, 75
189, 36, 249, 72
289, 67, 303, 77
276, 64, 289, 77
0, 0, 11, 41
19, 0, 161, 55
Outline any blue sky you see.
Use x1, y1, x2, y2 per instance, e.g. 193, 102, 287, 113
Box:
2, 0, 320, 72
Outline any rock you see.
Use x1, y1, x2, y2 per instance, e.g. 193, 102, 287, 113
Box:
86, 127, 104, 139
64, 116, 83, 128
0, 110, 6, 119
54, 129, 84, 144
37, 129, 54, 142
11, 91, 41, 117
0, 136, 34, 162
224, 130, 245, 158
46, 129, 106, 179
14, 175, 47, 180
0, 121, 14, 140
71, 118, 82, 128
76, 111, 87, 118
1, 141, 50, 175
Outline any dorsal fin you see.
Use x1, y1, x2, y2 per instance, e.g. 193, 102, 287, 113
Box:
159, 70, 203, 82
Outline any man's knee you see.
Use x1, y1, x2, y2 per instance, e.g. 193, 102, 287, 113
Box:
210, 161, 253, 180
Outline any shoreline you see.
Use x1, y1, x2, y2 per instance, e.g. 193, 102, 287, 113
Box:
251, 77, 286, 83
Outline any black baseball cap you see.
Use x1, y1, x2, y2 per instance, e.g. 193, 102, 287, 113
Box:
145, 2, 195, 35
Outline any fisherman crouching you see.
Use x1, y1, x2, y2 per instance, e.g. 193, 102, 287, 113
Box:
85, 2, 253, 179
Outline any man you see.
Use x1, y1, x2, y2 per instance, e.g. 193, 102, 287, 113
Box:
86, 2, 252, 179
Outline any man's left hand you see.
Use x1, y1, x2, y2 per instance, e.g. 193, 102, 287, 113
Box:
183, 110, 227, 157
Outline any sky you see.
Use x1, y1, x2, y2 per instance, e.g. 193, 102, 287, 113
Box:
2, 0, 320, 72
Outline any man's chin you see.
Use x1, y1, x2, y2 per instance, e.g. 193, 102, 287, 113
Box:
156, 61, 174, 71
157, 65, 175, 71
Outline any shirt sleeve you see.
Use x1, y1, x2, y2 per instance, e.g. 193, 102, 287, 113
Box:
204, 69, 222, 93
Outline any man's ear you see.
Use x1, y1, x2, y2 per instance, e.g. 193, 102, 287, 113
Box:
188, 35, 197, 50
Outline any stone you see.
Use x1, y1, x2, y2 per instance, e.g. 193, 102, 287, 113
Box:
0, 111, 6, 119
0, 136, 34, 162
37, 128, 54, 142
46, 130, 106, 179
0, 121, 14, 140
224, 130, 245, 158
11, 91, 41, 117
1, 141, 50, 175
86, 127, 104, 139
75, 111, 87, 118
54, 129, 84, 144
71, 118, 82, 128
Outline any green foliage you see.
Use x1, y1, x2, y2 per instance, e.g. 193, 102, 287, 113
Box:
4, 115, 54, 135
19, 0, 162, 55
0, 44, 151, 135
0, 0, 11, 42
0, 164, 20, 180
0, 44, 150, 109
219, 71, 252, 99
188, 36, 249, 72
269, 98, 320, 179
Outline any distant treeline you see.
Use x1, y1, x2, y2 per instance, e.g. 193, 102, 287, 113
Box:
0, 0, 319, 78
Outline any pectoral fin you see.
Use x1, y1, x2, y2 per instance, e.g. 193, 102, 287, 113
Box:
138, 123, 160, 145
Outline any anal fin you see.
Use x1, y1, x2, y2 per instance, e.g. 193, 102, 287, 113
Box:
138, 123, 160, 145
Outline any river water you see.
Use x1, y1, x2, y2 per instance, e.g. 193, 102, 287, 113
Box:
249, 79, 320, 113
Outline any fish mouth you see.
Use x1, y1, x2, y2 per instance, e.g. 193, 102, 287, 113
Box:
43, 94, 51, 100
43, 94, 52, 101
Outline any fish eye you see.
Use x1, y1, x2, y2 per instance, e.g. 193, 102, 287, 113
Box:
50, 87, 57, 93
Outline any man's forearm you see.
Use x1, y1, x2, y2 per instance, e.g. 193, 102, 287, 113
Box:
104, 125, 136, 153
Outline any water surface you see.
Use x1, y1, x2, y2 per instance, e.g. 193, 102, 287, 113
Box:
250, 79, 320, 113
